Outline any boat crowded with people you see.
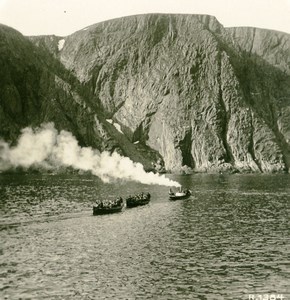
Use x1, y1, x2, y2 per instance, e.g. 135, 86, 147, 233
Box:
126, 192, 151, 208
93, 197, 124, 215
168, 187, 192, 200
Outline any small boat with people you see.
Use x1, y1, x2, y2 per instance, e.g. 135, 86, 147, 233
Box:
126, 192, 151, 208
93, 197, 124, 215
168, 187, 192, 200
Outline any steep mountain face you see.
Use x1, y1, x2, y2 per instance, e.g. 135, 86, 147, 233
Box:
54, 14, 290, 173
2, 14, 290, 173
0, 24, 162, 170
226, 27, 290, 75
0, 25, 100, 147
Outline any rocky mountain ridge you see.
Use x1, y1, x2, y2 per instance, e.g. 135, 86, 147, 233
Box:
1, 14, 290, 173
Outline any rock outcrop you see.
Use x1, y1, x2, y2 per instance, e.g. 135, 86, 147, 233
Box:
1, 14, 290, 173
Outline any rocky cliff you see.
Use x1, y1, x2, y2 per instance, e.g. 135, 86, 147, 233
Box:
0, 25, 103, 148
0, 24, 162, 171
1, 14, 290, 173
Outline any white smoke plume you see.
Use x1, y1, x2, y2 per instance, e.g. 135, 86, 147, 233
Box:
0, 123, 181, 187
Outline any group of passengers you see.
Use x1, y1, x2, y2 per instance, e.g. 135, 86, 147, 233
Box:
126, 192, 151, 203
96, 197, 123, 209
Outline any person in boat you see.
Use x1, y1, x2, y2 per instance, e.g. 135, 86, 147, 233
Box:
116, 197, 123, 206
96, 201, 103, 208
169, 188, 174, 195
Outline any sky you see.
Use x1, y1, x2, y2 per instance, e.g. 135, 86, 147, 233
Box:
0, 0, 290, 36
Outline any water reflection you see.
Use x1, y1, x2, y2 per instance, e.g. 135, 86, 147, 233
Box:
0, 173, 290, 299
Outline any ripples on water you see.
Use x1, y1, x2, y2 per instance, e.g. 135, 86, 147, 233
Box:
0, 173, 290, 299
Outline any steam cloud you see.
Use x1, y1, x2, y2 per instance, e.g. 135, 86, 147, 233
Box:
0, 123, 181, 187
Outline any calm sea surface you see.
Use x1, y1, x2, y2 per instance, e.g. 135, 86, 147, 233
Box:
0, 173, 290, 299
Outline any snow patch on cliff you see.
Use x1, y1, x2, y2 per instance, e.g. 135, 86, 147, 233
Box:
58, 39, 65, 51
113, 123, 123, 134
106, 119, 123, 134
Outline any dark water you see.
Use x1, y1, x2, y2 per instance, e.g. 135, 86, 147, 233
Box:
0, 173, 290, 299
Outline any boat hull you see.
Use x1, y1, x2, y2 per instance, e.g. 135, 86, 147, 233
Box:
126, 193, 151, 208
169, 191, 191, 200
93, 206, 123, 215
126, 199, 150, 208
